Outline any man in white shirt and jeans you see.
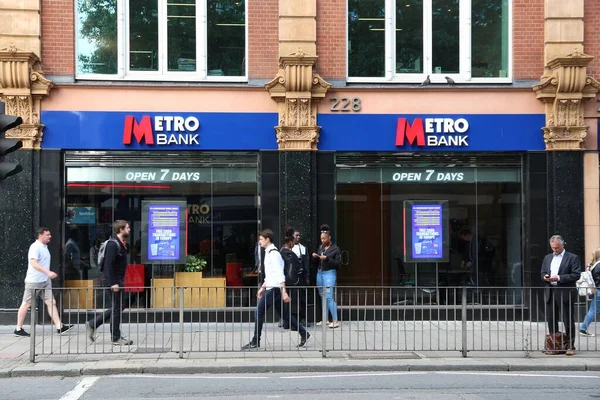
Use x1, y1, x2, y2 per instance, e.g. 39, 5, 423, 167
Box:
14, 227, 73, 337
242, 229, 310, 350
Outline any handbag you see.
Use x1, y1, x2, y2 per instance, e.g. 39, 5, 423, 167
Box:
577, 261, 599, 297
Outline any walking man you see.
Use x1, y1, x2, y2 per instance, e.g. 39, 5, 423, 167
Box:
242, 229, 310, 350
541, 235, 581, 355
14, 227, 73, 337
86, 220, 133, 345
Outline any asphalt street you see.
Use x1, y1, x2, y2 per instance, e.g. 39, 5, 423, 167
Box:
3, 371, 600, 400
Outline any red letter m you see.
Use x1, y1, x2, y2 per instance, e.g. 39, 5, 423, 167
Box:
395, 118, 425, 147
123, 115, 154, 145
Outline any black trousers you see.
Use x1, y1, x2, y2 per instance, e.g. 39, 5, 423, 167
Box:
88, 288, 129, 342
546, 287, 576, 349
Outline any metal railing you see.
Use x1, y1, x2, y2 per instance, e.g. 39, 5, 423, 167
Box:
26, 285, 599, 361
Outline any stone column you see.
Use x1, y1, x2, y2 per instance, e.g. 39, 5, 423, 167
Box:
532, 0, 599, 261
0, 46, 53, 309
265, 0, 331, 257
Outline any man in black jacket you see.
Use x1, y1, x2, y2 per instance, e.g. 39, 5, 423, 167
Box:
541, 235, 581, 355
86, 220, 132, 345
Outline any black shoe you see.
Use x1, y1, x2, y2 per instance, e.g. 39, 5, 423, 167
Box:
298, 333, 311, 348
14, 328, 30, 338
242, 341, 260, 350
57, 324, 74, 335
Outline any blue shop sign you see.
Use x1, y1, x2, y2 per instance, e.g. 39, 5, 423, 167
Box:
41, 111, 545, 152
318, 114, 546, 151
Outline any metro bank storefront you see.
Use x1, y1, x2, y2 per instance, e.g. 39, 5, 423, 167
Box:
39, 108, 547, 309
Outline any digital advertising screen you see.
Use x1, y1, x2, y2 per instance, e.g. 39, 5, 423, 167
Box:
141, 200, 187, 264
403, 200, 449, 263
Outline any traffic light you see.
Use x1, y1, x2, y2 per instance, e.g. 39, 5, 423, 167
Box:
0, 114, 24, 181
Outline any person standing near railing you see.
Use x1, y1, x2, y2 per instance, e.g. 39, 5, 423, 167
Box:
14, 227, 74, 337
86, 220, 133, 346
578, 248, 600, 337
242, 229, 310, 350
312, 224, 341, 329
541, 235, 582, 355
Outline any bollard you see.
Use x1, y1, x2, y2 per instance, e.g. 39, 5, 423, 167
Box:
321, 286, 327, 358
29, 288, 36, 363
179, 287, 184, 359
461, 287, 468, 358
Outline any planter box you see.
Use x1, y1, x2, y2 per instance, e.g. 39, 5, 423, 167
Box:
151, 278, 175, 308
64, 280, 95, 309
174, 272, 226, 308
175, 271, 203, 308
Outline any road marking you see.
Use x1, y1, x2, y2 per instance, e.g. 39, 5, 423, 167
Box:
60, 377, 99, 400
435, 372, 600, 379
281, 372, 428, 379
109, 374, 268, 380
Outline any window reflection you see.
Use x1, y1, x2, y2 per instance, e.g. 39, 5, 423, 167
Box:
207, 0, 246, 77
348, 0, 386, 77
432, 0, 460, 74
64, 162, 260, 309
396, 0, 424, 74
129, 0, 159, 71
168, 0, 197, 72
472, 0, 509, 78
76, 0, 118, 74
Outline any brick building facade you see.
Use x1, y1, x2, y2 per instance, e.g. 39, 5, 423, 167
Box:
0, 0, 599, 315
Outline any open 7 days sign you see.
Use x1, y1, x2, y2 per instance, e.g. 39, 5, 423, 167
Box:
123, 115, 200, 146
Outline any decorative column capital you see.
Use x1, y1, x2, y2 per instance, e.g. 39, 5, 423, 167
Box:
266, 49, 332, 150
533, 50, 600, 150
0, 46, 53, 150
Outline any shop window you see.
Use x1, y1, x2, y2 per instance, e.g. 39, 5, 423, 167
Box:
335, 162, 523, 299
76, 0, 247, 81
64, 157, 259, 309
347, 0, 511, 83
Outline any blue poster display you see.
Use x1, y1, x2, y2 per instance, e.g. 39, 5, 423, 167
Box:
404, 200, 449, 263
141, 200, 187, 264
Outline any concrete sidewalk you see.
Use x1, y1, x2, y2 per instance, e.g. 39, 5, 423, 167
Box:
2, 323, 600, 378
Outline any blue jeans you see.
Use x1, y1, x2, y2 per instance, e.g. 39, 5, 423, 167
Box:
581, 292, 600, 331
251, 288, 306, 344
317, 269, 338, 321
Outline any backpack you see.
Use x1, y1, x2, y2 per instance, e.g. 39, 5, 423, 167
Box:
271, 248, 303, 286
97, 238, 119, 272
577, 261, 600, 298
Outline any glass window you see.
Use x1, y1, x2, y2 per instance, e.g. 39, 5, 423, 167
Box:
75, 0, 247, 80
167, 0, 196, 72
129, 0, 159, 71
207, 0, 246, 77
76, 0, 118, 75
348, 0, 512, 82
64, 158, 260, 310
432, 0, 459, 74
336, 161, 523, 301
348, 0, 386, 78
396, 0, 423, 74
471, 0, 509, 78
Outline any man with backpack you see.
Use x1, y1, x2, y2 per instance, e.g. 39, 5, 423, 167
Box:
242, 229, 309, 350
86, 220, 133, 346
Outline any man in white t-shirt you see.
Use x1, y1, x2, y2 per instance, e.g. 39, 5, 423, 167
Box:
14, 227, 73, 337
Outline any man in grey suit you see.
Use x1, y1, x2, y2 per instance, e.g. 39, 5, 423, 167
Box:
541, 235, 581, 355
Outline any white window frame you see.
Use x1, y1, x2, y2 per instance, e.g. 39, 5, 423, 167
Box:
346, 0, 512, 84
75, 0, 248, 82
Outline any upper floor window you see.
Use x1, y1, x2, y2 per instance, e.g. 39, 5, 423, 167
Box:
76, 0, 246, 81
347, 0, 511, 83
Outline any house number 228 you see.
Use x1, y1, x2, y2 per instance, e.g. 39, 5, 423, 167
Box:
330, 97, 362, 112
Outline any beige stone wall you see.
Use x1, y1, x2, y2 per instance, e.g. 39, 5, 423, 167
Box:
0, 0, 41, 56
544, 0, 584, 63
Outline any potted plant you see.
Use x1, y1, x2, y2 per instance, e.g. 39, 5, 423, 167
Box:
175, 254, 207, 307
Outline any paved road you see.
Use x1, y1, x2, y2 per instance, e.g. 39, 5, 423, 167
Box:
4, 371, 600, 399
